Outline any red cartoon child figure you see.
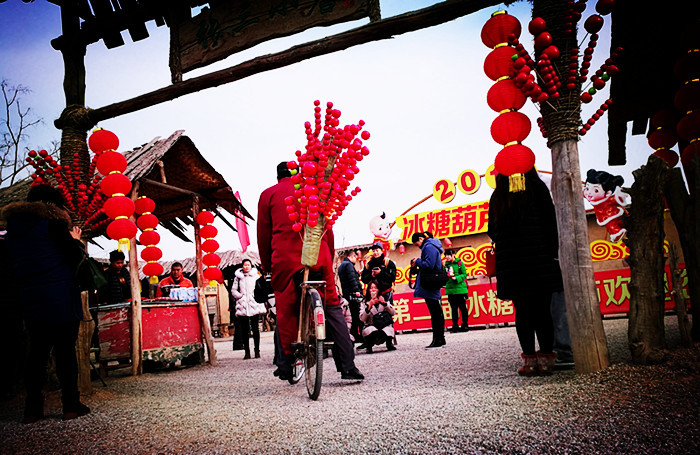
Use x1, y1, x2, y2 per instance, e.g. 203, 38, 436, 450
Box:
583, 169, 631, 243
369, 212, 393, 255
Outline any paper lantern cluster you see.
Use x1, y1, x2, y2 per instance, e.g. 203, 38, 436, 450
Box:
481, 11, 535, 192
135, 196, 164, 284
197, 210, 223, 285
675, 45, 700, 182
93, 130, 137, 251
481, 1, 623, 139
284, 100, 369, 266
647, 109, 680, 168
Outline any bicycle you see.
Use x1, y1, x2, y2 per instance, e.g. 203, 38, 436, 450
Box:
288, 268, 327, 400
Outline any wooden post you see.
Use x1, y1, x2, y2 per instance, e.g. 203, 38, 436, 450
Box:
76, 290, 94, 395
669, 243, 693, 347
626, 156, 668, 364
550, 140, 611, 373
193, 196, 217, 366
129, 184, 143, 375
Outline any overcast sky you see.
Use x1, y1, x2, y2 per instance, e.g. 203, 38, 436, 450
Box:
0, 0, 652, 261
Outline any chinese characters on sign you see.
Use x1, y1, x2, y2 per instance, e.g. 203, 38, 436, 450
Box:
395, 201, 490, 241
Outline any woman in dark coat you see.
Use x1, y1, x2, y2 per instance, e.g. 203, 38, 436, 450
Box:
487, 169, 563, 376
2, 184, 91, 422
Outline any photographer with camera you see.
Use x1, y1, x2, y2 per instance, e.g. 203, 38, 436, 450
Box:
359, 281, 396, 353
411, 232, 446, 349
361, 242, 397, 304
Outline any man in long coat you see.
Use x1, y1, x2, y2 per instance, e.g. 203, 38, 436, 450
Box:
257, 162, 363, 381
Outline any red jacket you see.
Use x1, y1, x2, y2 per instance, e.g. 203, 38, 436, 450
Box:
257, 177, 336, 297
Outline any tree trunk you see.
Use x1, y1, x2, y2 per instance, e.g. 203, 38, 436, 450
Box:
664, 161, 700, 342
669, 243, 693, 348
551, 140, 611, 373
76, 291, 94, 395
625, 156, 667, 364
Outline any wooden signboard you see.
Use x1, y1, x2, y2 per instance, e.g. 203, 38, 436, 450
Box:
171, 0, 374, 76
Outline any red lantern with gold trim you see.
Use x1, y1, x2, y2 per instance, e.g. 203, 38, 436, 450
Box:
106, 218, 138, 242
134, 197, 156, 215
677, 111, 700, 142
97, 151, 127, 176
481, 11, 521, 48
143, 262, 164, 278
139, 230, 160, 246
487, 79, 527, 112
103, 196, 135, 220
652, 148, 680, 168
203, 253, 222, 267
88, 129, 119, 154
648, 128, 678, 150
491, 111, 532, 145
484, 46, 518, 81
141, 246, 163, 262
137, 213, 159, 231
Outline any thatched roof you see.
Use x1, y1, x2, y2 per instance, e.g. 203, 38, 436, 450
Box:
123, 130, 252, 242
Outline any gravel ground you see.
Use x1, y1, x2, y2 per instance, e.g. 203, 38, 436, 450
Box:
1, 316, 699, 455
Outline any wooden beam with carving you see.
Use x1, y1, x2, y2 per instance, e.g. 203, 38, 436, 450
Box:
89, 0, 499, 123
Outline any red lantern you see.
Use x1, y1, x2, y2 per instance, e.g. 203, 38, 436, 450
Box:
652, 149, 680, 168
494, 144, 535, 176
673, 82, 700, 114
137, 213, 159, 231
203, 253, 222, 267
487, 79, 527, 112
681, 142, 700, 168
676, 111, 700, 142
484, 46, 517, 81
139, 230, 160, 246
96, 151, 127, 176
491, 111, 532, 145
651, 109, 680, 129
202, 239, 220, 253
199, 224, 218, 239
196, 210, 215, 225
88, 129, 119, 154
143, 262, 164, 278
106, 218, 138, 242
134, 197, 156, 215
141, 246, 163, 262
103, 196, 135, 220
101, 173, 132, 196
647, 128, 679, 150
674, 51, 700, 82
481, 11, 521, 48
203, 267, 224, 283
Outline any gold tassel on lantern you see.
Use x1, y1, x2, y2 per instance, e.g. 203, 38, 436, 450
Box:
118, 237, 130, 252
149, 275, 159, 284
509, 173, 526, 192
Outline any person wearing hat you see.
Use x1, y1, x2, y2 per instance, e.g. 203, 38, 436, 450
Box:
361, 242, 397, 304
101, 250, 130, 305
258, 161, 364, 381
2, 184, 90, 422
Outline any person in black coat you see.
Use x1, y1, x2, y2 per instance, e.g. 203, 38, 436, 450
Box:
487, 169, 563, 376
361, 243, 397, 303
101, 250, 131, 305
2, 184, 91, 422
337, 250, 364, 343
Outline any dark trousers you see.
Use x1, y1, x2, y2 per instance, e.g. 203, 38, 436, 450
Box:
424, 298, 445, 343
345, 295, 364, 342
238, 315, 260, 352
512, 293, 554, 355
274, 304, 356, 374
24, 319, 81, 413
447, 294, 469, 328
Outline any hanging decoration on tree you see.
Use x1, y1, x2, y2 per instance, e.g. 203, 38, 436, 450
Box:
674, 44, 700, 185
647, 109, 680, 168
285, 100, 370, 266
481, 10, 535, 192
480, 1, 623, 139
96, 132, 137, 252
135, 196, 163, 284
197, 210, 224, 285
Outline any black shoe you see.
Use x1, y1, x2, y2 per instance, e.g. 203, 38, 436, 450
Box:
63, 402, 90, 421
386, 341, 396, 351
460, 326, 469, 332
341, 367, 364, 380
426, 340, 445, 349
366, 346, 373, 354
356, 343, 367, 350
273, 368, 292, 381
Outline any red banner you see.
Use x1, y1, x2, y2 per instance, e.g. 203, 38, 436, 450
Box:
390, 266, 688, 331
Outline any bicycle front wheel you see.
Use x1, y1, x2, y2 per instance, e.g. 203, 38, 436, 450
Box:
303, 288, 324, 400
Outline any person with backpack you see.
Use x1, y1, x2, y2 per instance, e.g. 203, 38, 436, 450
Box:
410, 232, 446, 349
444, 249, 470, 333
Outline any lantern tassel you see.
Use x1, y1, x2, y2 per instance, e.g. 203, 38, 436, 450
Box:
149, 275, 159, 284
509, 173, 526, 192
118, 238, 130, 252
208, 280, 218, 287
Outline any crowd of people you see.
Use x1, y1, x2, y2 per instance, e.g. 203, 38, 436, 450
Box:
1, 163, 575, 424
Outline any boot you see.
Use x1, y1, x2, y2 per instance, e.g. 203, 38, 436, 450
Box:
536, 351, 557, 376
386, 339, 396, 351
243, 349, 251, 360
518, 353, 539, 376
254, 349, 260, 359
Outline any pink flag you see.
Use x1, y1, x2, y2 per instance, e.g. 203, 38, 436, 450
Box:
234, 191, 250, 252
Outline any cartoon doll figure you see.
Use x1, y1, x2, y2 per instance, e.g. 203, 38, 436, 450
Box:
583, 169, 631, 243
369, 212, 393, 255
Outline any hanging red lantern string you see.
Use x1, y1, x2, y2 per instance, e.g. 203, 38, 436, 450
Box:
482, 11, 534, 192
197, 210, 223, 286
135, 196, 163, 284
95, 130, 137, 252
673, 44, 700, 186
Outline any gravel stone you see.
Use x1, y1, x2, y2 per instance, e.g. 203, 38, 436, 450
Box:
1, 316, 698, 454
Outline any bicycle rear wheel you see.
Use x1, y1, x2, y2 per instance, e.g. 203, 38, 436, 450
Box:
303, 288, 324, 400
